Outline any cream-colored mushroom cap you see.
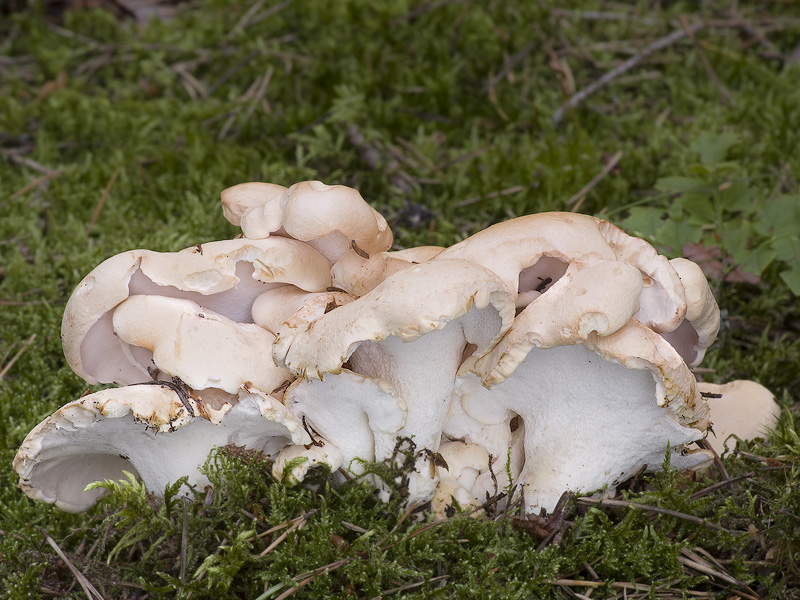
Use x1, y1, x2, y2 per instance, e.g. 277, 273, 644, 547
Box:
662, 258, 720, 367
221, 182, 287, 227
476, 259, 644, 385
331, 246, 446, 297
700, 380, 780, 455
251, 286, 354, 336
62, 237, 331, 385
274, 258, 515, 379
238, 181, 394, 264
112, 295, 290, 394
13, 385, 307, 513
437, 212, 687, 333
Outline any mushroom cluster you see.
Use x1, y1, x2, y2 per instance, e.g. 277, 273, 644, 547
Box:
14, 181, 781, 516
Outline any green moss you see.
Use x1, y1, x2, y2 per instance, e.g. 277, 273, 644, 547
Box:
2, 0, 799, 597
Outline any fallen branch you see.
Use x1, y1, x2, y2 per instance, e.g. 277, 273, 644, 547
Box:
552, 20, 705, 126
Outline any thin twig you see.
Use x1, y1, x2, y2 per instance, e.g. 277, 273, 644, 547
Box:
552, 20, 705, 126
86, 167, 120, 236
227, 0, 269, 39
689, 472, 754, 500
550, 9, 663, 25
233, 65, 273, 138
678, 556, 748, 589
259, 509, 315, 557
0, 334, 36, 380
226, 0, 292, 41
577, 497, 731, 533
273, 576, 314, 600
1, 150, 57, 174
10, 169, 65, 200
695, 438, 730, 481
41, 529, 107, 600
567, 150, 623, 211
206, 50, 259, 97
390, 0, 466, 25
381, 575, 449, 595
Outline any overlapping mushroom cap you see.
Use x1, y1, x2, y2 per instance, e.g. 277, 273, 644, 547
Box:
224, 180, 393, 264
62, 237, 331, 386
273, 258, 515, 502
14, 179, 779, 520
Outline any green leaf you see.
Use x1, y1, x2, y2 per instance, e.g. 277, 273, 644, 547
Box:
681, 194, 715, 226
720, 221, 754, 258
718, 179, 758, 214
774, 236, 800, 268
653, 219, 702, 255
690, 131, 739, 164
774, 236, 800, 295
780, 268, 800, 296
756, 195, 800, 238
620, 206, 664, 238
736, 245, 778, 276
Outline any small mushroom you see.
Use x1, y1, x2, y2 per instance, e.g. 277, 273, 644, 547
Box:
271, 442, 344, 485
220, 182, 287, 228
13, 385, 308, 513
436, 407, 526, 518
251, 286, 355, 335
431, 441, 491, 517
331, 246, 445, 297
699, 380, 781, 455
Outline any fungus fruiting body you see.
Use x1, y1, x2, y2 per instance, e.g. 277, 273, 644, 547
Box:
14, 180, 779, 520
14, 385, 307, 513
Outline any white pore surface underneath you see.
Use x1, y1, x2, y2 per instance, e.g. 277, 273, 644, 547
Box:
459, 344, 701, 514
287, 370, 404, 473
27, 397, 292, 512
349, 321, 468, 503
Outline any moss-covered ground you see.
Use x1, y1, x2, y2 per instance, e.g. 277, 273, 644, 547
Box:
1, 1, 799, 597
